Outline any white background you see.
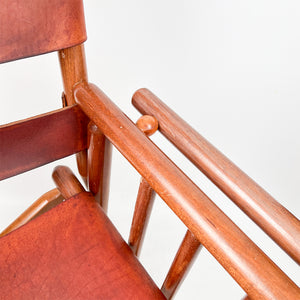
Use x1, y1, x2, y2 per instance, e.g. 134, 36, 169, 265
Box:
0, 1, 299, 299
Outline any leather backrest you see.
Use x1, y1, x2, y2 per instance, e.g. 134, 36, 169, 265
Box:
0, 0, 87, 64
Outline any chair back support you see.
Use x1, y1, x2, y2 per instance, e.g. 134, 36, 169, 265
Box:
0, 0, 86, 64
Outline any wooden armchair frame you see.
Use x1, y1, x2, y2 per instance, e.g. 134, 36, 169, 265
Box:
0, 1, 299, 299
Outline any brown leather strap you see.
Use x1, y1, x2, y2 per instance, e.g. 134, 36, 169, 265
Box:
0, 105, 88, 180
0, 0, 87, 63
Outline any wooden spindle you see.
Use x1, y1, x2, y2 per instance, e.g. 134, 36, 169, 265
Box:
129, 177, 156, 256
129, 115, 158, 256
87, 122, 112, 212
161, 230, 202, 299
58, 44, 88, 186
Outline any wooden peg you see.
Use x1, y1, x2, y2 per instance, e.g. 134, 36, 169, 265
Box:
136, 115, 158, 136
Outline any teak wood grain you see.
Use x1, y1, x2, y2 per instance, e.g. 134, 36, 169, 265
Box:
0, 0, 86, 64
74, 82, 300, 300
132, 88, 300, 265
88, 122, 112, 212
161, 230, 202, 299
0, 105, 88, 180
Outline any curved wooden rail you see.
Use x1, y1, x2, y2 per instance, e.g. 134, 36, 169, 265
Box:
74, 82, 299, 300
132, 88, 300, 265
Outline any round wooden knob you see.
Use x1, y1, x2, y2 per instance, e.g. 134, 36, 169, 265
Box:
136, 115, 158, 136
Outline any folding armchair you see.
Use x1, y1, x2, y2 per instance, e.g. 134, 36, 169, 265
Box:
0, 1, 299, 299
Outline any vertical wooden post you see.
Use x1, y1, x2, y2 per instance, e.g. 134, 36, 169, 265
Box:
161, 230, 202, 299
58, 44, 88, 186
128, 115, 158, 256
87, 122, 112, 212
129, 177, 156, 256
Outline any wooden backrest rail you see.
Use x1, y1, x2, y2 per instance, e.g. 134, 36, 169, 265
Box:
74, 82, 299, 300
132, 88, 300, 265
0, 105, 88, 180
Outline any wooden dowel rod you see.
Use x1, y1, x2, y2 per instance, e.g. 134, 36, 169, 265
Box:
0, 189, 63, 237
88, 122, 112, 212
132, 88, 300, 264
58, 44, 88, 106
128, 115, 158, 256
129, 177, 156, 256
58, 44, 88, 186
74, 83, 300, 300
52, 166, 85, 199
161, 230, 202, 299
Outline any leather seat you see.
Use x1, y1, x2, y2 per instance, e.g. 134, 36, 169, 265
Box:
0, 192, 166, 299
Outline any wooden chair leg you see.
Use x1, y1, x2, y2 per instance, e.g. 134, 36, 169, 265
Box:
58, 44, 88, 186
87, 122, 112, 212
0, 188, 63, 237
161, 230, 202, 299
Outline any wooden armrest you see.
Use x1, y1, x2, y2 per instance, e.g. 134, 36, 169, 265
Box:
73, 82, 299, 300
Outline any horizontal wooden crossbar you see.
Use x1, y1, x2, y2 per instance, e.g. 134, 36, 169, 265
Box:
0, 105, 88, 180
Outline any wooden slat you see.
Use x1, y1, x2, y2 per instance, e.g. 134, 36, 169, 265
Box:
132, 88, 300, 265
161, 230, 202, 299
74, 82, 300, 300
0, 105, 88, 180
0, 0, 86, 64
